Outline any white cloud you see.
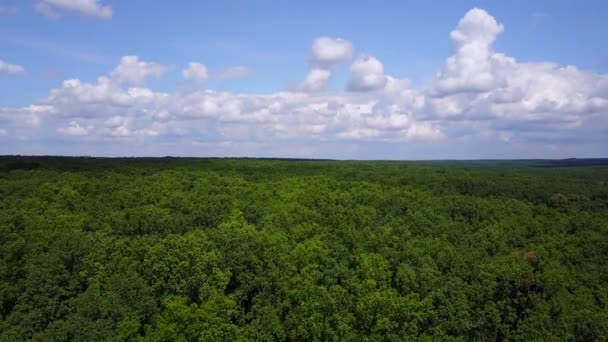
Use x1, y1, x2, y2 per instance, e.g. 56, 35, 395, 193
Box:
110, 124, 130, 137
451, 8, 504, 48
433, 8, 507, 96
0, 105, 50, 129
404, 123, 444, 141
45, 76, 134, 116
310, 37, 354, 68
31, 60, 439, 143
0, 59, 24, 74
100, 116, 132, 136
216, 66, 254, 80
297, 68, 331, 92
2, 8, 607, 158
348, 55, 387, 91
295, 37, 353, 93
182, 62, 209, 84
427, 7, 608, 143
103, 115, 125, 128
35, 0, 112, 19
110, 56, 168, 86
57, 121, 90, 136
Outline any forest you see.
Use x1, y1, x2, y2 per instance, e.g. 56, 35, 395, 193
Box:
1, 156, 607, 341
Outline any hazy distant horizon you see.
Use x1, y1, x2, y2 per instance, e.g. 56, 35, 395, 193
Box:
3, 155, 608, 164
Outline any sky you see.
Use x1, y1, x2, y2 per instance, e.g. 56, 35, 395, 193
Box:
0, 0, 607, 159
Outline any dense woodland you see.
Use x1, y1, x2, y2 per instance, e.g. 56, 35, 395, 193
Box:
1, 156, 607, 341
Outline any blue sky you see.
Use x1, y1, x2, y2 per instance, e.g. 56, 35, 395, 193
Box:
0, 0, 607, 159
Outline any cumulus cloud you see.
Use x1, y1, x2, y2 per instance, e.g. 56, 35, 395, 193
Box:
45, 77, 134, 116
0, 105, 50, 129
57, 121, 91, 136
0, 59, 24, 74
104, 115, 125, 128
427, 7, 608, 144
182, 62, 209, 84
216, 66, 254, 80
296, 37, 353, 92
297, 68, 331, 92
35, 0, 112, 19
310, 37, 354, 68
433, 8, 506, 96
405, 123, 444, 141
348, 55, 388, 91
110, 56, 169, 86
2, 8, 607, 158
25, 54, 438, 144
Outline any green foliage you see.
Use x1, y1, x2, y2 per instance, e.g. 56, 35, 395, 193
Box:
1, 156, 607, 340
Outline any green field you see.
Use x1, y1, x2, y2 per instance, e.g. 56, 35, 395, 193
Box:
1, 157, 607, 341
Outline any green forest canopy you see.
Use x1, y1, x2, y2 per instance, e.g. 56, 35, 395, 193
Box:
1, 156, 607, 341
